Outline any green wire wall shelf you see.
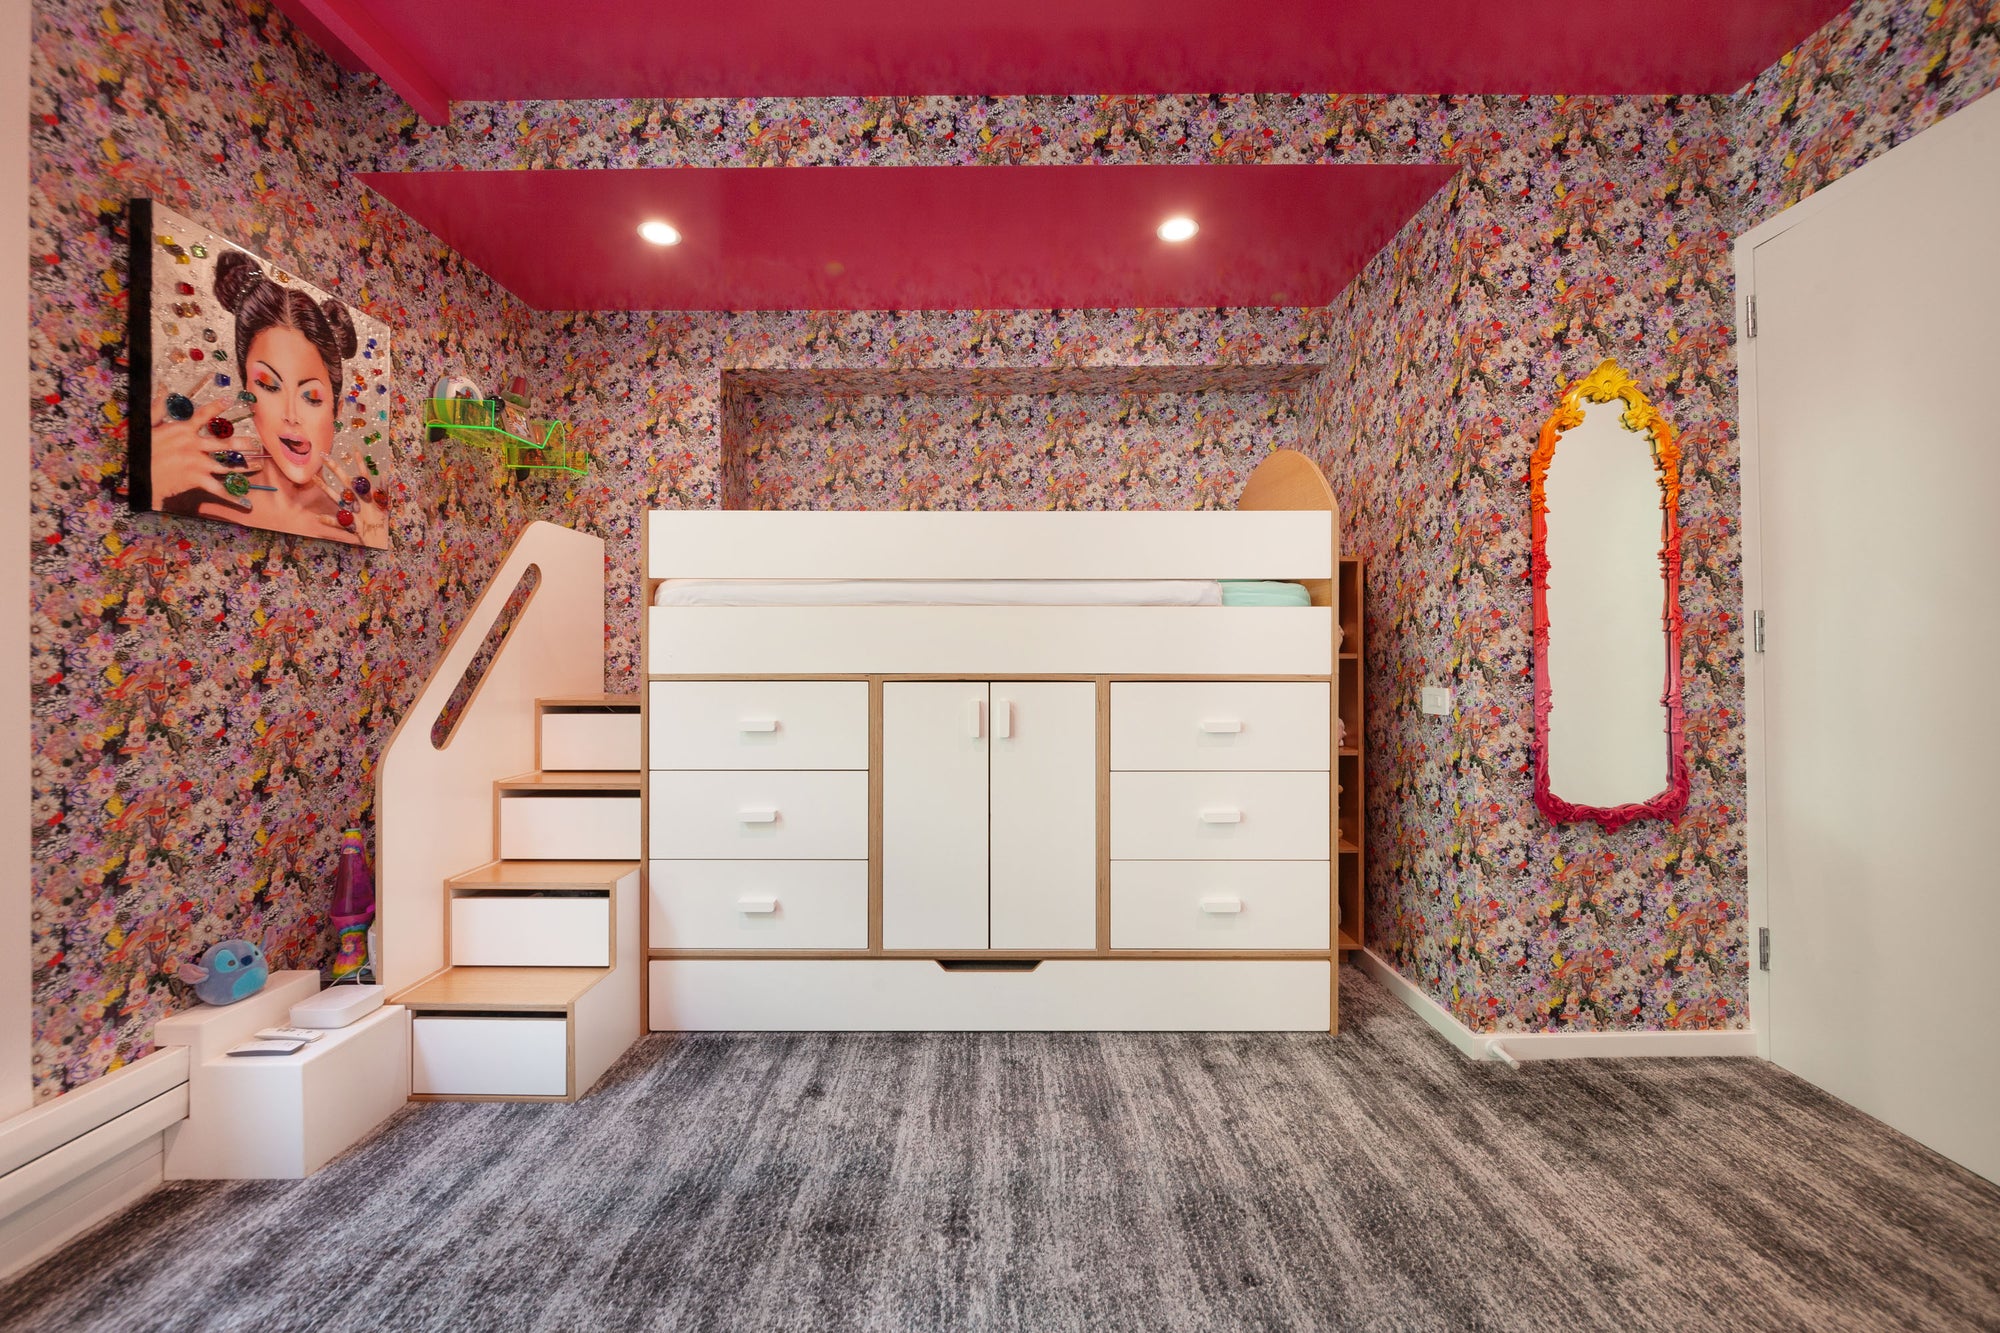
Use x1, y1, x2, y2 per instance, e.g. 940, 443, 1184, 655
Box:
424, 398, 591, 476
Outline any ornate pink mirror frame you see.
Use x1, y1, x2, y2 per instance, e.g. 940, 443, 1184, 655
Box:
1529, 359, 1688, 832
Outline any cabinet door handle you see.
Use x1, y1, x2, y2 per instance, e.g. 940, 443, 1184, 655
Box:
1198, 807, 1243, 824
995, 698, 1014, 740
738, 807, 779, 824
1198, 719, 1243, 734
737, 896, 778, 915
738, 717, 779, 733
1199, 895, 1244, 915
966, 698, 985, 739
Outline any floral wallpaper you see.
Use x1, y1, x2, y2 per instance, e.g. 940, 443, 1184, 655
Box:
26, 0, 575, 1095
25, 0, 2000, 1093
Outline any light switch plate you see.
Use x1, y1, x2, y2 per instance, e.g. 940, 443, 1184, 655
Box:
1420, 686, 1453, 716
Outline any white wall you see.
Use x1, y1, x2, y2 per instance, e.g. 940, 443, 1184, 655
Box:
1, 0, 34, 1116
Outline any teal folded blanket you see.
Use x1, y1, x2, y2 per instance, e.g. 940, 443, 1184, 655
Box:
1219, 580, 1312, 607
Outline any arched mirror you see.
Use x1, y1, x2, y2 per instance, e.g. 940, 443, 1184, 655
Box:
1530, 359, 1687, 831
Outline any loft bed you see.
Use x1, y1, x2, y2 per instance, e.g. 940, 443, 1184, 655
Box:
638, 448, 1343, 1033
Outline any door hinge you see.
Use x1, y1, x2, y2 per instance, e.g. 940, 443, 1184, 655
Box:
1758, 927, 1771, 971
1752, 609, 1765, 654
1746, 293, 1758, 340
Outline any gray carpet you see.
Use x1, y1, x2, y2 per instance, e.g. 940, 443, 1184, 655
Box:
4, 966, 1997, 1332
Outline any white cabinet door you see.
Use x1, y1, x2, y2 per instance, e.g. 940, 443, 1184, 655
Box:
882, 683, 990, 950
989, 683, 1098, 950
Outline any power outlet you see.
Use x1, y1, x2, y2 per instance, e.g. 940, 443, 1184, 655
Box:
1420, 686, 1453, 717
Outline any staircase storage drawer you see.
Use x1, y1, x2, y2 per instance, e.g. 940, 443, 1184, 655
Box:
541, 709, 641, 771
499, 793, 641, 860
1111, 683, 1331, 772
650, 681, 868, 770
650, 770, 868, 860
1110, 772, 1330, 860
650, 860, 867, 950
1111, 861, 1330, 950
450, 894, 611, 967
412, 1016, 568, 1098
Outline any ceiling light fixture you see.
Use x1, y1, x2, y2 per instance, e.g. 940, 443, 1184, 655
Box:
1157, 216, 1199, 243
638, 219, 682, 247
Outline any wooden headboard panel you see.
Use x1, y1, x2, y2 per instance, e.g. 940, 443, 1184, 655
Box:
1237, 449, 1340, 607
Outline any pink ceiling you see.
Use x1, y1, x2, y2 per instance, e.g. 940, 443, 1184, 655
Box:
284, 0, 1846, 123
359, 164, 1458, 312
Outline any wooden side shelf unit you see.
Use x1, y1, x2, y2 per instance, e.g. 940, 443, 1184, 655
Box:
1337, 555, 1364, 953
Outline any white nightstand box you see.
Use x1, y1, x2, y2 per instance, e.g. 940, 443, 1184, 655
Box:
156, 971, 411, 1180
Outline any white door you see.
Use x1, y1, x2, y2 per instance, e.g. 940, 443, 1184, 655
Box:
989, 683, 1098, 950
1745, 89, 2000, 1181
881, 682, 989, 950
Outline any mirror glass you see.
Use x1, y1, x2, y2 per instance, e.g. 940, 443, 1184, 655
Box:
1532, 361, 1686, 829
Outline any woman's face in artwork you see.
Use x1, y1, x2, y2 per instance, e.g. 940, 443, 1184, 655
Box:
245, 325, 336, 488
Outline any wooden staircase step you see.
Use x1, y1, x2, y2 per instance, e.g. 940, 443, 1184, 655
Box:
447, 860, 638, 893
496, 769, 642, 793
393, 966, 608, 1014
537, 693, 639, 709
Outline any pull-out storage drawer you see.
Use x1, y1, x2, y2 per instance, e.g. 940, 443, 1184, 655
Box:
1111, 682, 1331, 771
498, 793, 642, 860
1111, 861, 1330, 950
649, 860, 867, 950
650, 770, 868, 860
650, 681, 868, 770
1110, 771, 1330, 860
412, 1016, 568, 1098
541, 708, 641, 771
450, 893, 611, 967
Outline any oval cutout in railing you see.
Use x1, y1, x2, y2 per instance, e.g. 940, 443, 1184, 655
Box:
430, 563, 543, 749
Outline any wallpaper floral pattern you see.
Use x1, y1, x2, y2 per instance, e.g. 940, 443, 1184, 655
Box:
26, 0, 2000, 1091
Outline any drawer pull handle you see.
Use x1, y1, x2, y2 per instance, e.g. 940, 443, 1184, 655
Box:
738, 807, 779, 824
995, 698, 1014, 740
966, 698, 985, 739
739, 718, 779, 733
1198, 719, 1244, 734
737, 896, 779, 915
1199, 807, 1243, 824
1199, 895, 1244, 915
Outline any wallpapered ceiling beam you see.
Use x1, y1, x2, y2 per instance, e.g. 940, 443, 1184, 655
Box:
270, 0, 451, 125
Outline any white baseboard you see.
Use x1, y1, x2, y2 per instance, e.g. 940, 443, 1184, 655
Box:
1356, 949, 1758, 1062
0, 1132, 164, 1279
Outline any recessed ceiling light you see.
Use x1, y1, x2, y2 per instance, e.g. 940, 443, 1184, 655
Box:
638, 220, 682, 247
1157, 216, 1199, 243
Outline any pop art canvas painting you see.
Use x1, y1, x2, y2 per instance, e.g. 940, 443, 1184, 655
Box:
127, 200, 397, 549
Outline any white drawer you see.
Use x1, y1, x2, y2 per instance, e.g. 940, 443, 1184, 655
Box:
649, 860, 867, 950
1110, 772, 1330, 860
450, 894, 611, 967
1111, 861, 1330, 950
650, 681, 868, 770
541, 709, 641, 771
412, 1016, 567, 1097
499, 793, 641, 860
650, 770, 868, 860
1111, 682, 1331, 771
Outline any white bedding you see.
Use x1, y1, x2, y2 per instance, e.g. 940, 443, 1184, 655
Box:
653, 579, 1225, 608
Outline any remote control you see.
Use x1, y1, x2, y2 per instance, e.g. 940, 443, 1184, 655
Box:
227, 1039, 307, 1057
255, 1026, 326, 1043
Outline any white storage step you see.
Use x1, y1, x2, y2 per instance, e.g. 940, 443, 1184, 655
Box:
1110, 771, 1330, 860
412, 1015, 568, 1098
450, 893, 611, 966
650, 680, 868, 770
1110, 861, 1330, 951
1111, 682, 1331, 771
541, 708, 642, 771
649, 859, 868, 950
498, 792, 641, 860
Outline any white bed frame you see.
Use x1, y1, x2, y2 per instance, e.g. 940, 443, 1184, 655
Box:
642, 450, 1343, 1031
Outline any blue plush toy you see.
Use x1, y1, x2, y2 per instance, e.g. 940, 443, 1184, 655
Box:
177, 940, 270, 1007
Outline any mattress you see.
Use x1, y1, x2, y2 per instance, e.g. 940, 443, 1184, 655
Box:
653, 579, 1226, 607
